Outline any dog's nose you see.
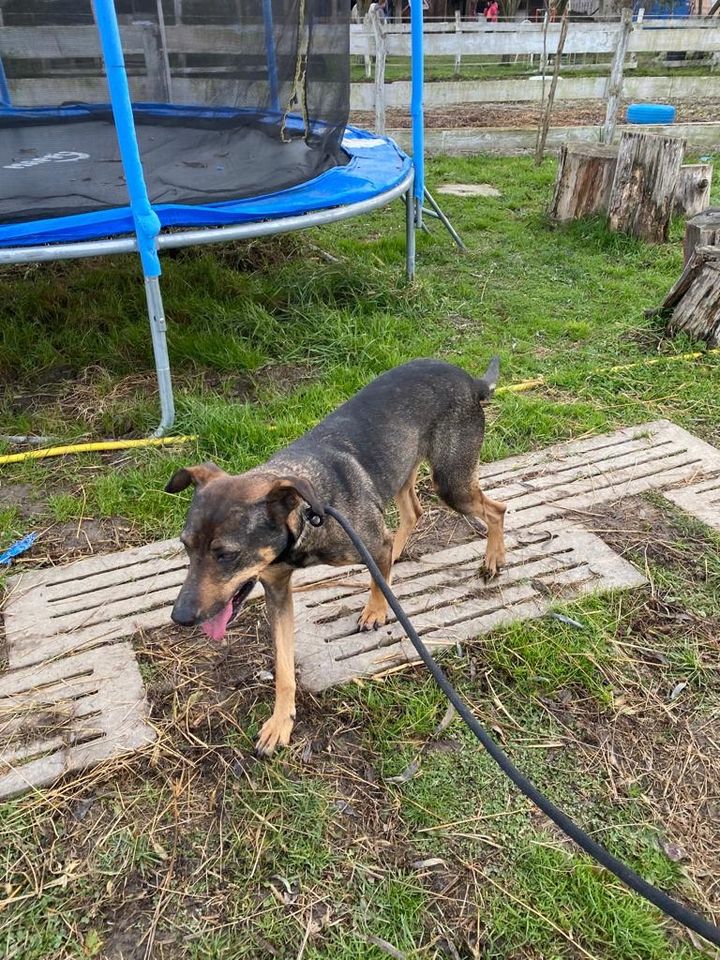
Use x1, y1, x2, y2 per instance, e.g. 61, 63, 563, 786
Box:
171, 600, 197, 627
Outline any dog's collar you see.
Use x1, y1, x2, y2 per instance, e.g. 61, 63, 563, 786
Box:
271, 507, 313, 566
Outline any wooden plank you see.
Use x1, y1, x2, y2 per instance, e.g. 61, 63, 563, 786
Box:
384, 123, 720, 159
0, 25, 146, 58
2, 21, 719, 63
353, 72, 720, 111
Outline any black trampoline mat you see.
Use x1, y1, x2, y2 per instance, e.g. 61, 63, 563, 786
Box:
0, 114, 344, 224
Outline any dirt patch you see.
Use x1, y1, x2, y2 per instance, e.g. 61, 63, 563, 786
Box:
0, 483, 46, 519
5, 360, 319, 442
579, 493, 720, 584
15, 517, 144, 568
353, 97, 720, 129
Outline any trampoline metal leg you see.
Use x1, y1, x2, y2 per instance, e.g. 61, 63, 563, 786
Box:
144, 275, 176, 437
405, 186, 416, 281
423, 188, 466, 251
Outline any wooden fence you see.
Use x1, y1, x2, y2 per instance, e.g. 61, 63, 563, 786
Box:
2, 18, 720, 141
352, 17, 720, 134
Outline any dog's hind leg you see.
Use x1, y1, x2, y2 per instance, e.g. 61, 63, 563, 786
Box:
392, 467, 423, 562
431, 430, 507, 578
358, 527, 394, 631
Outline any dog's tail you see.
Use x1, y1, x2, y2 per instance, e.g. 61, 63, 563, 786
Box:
477, 355, 500, 401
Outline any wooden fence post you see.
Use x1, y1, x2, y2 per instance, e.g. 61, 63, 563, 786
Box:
363, 11, 373, 79
601, 6, 633, 144
454, 10, 462, 76
534, 9, 570, 166
135, 20, 172, 102
369, 8, 387, 135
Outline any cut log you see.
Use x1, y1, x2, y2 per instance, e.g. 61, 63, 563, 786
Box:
674, 163, 713, 218
683, 207, 720, 264
549, 143, 619, 222
607, 131, 686, 243
662, 245, 720, 346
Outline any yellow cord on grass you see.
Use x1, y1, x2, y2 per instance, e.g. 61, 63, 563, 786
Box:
495, 347, 720, 397
0, 435, 196, 466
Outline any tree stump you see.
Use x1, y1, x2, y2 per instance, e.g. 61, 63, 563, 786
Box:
674, 163, 713, 218
549, 143, 619, 222
607, 131, 686, 243
683, 207, 720, 264
661, 246, 720, 346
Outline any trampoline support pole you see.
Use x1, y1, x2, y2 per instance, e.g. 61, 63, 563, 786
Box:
93, 0, 175, 437
423, 188, 466, 251
145, 277, 175, 438
405, 183, 416, 280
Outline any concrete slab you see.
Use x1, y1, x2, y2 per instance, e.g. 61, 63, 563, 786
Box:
436, 183, 502, 197
293, 523, 646, 691
0, 643, 155, 800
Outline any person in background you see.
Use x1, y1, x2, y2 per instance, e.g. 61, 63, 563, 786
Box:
485, 0, 499, 20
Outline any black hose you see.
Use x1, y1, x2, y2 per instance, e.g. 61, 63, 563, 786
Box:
323, 504, 720, 949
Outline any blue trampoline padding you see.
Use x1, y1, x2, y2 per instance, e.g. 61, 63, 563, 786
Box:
626, 103, 676, 125
0, 115, 411, 248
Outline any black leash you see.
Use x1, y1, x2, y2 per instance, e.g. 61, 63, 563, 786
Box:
319, 505, 720, 949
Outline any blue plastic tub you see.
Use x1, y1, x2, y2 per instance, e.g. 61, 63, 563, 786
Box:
626, 103, 677, 125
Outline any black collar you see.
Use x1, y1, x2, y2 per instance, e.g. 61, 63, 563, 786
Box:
271, 510, 304, 566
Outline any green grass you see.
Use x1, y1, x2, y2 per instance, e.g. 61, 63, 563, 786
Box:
351, 53, 720, 84
1, 154, 720, 958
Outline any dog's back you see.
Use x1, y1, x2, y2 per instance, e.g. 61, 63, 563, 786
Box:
269, 357, 499, 507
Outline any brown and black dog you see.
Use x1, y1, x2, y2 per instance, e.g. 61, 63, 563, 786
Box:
166, 357, 506, 756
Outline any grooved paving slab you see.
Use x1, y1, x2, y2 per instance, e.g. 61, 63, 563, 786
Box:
478, 419, 720, 529
294, 523, 647, 690
3, 418, 720, 792
0, 644, 155, 799
663, 473, 720, 533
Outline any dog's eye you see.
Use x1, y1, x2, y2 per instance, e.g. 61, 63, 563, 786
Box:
214, 550, 239, 564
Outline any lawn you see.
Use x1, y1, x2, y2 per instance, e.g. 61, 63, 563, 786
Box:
350, 53, 720, 83
1, 154, 719, 959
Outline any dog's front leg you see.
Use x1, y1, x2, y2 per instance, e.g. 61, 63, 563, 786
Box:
256, 567, 296, 758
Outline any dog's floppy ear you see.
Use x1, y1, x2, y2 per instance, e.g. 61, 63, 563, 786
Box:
165, 462, 225, 494
266, 475, 324, 520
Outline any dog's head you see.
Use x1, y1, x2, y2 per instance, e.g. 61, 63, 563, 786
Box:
165, 463, 322, 641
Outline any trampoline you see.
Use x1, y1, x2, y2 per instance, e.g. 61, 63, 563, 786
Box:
0, 0, 457, 434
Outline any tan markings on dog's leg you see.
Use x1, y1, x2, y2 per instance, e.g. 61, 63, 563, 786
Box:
256, 567, 296, 758
358, 532, 394, 631
392, 468, 423, 562
469, 483, 507, 578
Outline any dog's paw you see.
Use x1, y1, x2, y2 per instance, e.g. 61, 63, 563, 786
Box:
255, 712, 295, 758
357, 602, 388, 631
482, 546, 506, 580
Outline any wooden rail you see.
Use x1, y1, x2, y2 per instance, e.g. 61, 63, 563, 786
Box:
2, 19, 720, 138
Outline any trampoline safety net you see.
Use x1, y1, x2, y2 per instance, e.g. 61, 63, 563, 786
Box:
0, 0, 350, 225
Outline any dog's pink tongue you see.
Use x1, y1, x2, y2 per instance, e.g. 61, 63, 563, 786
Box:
201, 601, 233, 642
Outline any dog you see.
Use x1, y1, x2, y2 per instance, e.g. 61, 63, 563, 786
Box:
166, 357, 506, 756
